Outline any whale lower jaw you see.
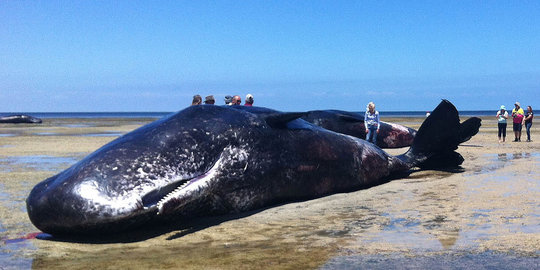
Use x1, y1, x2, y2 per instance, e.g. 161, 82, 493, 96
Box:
140, 155, 224, 215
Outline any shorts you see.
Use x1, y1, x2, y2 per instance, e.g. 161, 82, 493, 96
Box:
513, 122, 522, 132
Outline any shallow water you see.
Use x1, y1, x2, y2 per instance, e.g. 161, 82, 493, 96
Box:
0, 155, 79, 172
78, 132, 124, 137
321, 252, 540, 269
0, 119, 539, 269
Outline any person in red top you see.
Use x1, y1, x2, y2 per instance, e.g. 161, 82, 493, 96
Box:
244, 94, 254, 106
512, 102, 525, 142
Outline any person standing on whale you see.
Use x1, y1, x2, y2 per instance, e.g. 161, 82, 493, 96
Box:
364, 102, 380, 144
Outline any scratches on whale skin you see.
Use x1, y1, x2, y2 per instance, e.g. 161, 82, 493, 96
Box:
297, 164, 318, 172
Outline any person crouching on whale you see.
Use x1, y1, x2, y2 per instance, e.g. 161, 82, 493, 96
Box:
244, 94, 254, 106
204, 95, 215, 104
364, 102, 380, 144
191, 95, 202, 106
231, 95, 242, 105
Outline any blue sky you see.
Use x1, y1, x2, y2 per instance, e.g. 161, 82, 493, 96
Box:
1, 1, 539, 112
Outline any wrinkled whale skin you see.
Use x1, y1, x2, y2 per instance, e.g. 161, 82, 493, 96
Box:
26, 101, 478, 235
0, 114, 42, 124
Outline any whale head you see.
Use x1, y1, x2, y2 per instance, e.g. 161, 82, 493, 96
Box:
26, 105, 313, 235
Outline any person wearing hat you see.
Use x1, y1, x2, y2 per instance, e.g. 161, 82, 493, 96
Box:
496, 105, 509, 143
204, 95, 215, 104
224, 95, 233, 105
244, 94, 254, 106
511, 102, 525, 142
191, 95, 202, 106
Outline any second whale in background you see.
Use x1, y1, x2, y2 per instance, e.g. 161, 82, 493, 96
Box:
301, 110, 416, 148
302, 110, 481, 150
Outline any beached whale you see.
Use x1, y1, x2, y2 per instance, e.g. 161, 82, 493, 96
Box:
301, 110, 416, 148
26, 100, 480, 235
0, 114, 42, 124
301, 110, 481, 149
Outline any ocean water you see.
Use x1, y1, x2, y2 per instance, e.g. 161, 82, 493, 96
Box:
0, 112, 171, 119
0, 110, 494, 119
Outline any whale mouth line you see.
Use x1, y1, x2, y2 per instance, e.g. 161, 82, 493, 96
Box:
140, 155, 223, 210
141, 178, 191, 209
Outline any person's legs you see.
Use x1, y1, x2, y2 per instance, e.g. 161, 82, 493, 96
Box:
498, 123, 503, 142
518, 124, 522, 141
502, 123, 506, 142
366, 128, 372, 142
526, 123, 532, 141
371, 126, 378, 144
513, 123, 519, 141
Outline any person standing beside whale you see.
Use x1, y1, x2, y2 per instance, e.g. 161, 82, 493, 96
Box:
496, 105, 509, 143
523, 106, 533, 142
512, 102, 524, 142
364, 102, 380, 144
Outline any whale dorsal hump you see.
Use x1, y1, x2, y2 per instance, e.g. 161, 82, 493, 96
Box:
265, 112, 306, 129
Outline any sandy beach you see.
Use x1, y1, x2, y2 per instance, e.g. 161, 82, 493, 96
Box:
1, 115, 538, 269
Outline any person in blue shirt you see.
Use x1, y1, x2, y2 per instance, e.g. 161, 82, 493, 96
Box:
364, 102, 380, 144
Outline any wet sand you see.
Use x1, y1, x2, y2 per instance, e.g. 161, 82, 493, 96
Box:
0, 116, 539, 269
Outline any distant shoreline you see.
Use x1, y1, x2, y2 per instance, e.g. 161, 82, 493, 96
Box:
0, 110, 496, 119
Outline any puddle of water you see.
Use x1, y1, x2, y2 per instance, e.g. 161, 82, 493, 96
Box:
0, 155, 79, 172
469, 152, 540, 175
78, 132, 124, 137
362, 212, 446, 251
61, 124, 93, 128
0, 134, 16, 137
33, 132, 58, 136
0, 251, 33, 270
321, 252, 540, 270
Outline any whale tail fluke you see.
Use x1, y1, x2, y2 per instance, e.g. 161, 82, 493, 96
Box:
398, 100, 481, 168
459, 117, 482, 143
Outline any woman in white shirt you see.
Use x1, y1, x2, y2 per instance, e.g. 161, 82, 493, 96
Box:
496, 105, 509, 143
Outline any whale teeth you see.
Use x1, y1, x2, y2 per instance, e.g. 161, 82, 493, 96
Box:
156, 180, 192, 213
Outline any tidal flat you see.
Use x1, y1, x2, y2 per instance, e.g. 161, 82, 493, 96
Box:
0, 116, 538, 269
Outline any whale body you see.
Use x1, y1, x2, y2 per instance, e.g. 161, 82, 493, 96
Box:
301, 110, 416, 148
0, 114, 42, 124
26, 100, 479, 235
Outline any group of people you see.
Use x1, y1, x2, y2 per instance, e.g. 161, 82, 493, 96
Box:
191, 94, 254, 106
496, 102, 533, 143
190, 96, 382, 144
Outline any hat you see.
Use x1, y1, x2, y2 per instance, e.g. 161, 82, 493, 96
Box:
500, 105, 506, 110
204, 95, 215, 103
224, 95, 233, 104
515, 102, 520, 107
245, 94, 254, 103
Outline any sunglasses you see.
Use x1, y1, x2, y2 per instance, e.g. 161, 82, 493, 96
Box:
236, 100, 241, 104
